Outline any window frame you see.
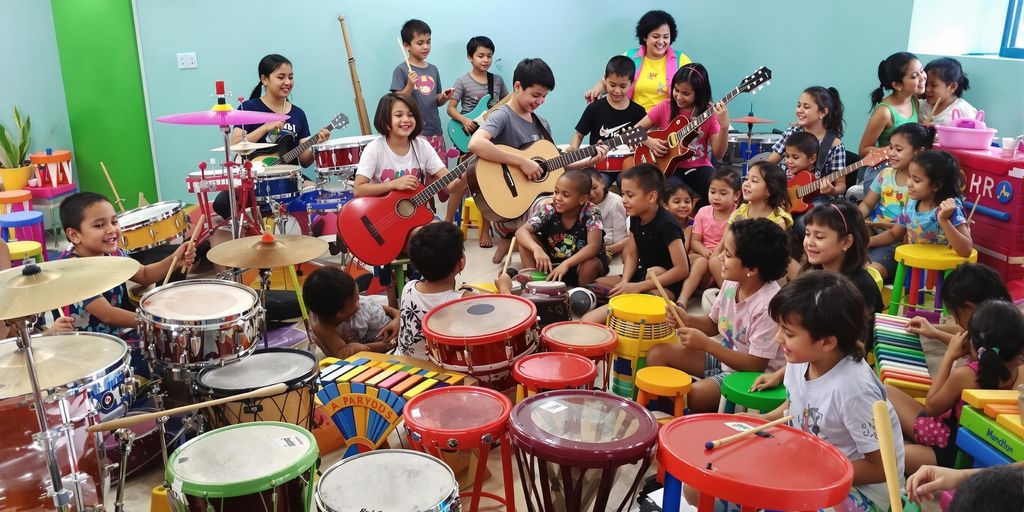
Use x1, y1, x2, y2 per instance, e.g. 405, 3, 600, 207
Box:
1001, 0, 1024, 58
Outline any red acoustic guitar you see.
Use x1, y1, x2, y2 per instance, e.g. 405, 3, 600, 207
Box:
633, 66, 772, 174
337, 156, 478, 265
787, 148, 889, 214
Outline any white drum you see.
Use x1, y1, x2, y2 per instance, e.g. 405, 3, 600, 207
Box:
316, 449, 460, 512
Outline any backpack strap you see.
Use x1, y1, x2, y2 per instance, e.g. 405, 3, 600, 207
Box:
815, 131, 837, 176
486, 72, 495, 108
530, 113, 554, 143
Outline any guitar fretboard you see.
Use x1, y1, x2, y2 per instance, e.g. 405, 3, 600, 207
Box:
669, 86, 743, 144
796, 161, 870, 198
412, 155, 479, 207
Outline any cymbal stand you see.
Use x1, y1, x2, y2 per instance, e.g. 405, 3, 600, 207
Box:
112, 428, 135, 512
258, 268, 272, 349
149, 384, 172, 470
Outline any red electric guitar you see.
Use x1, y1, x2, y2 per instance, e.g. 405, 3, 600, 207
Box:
787, 148, 889, 214
633, 66, 772, 174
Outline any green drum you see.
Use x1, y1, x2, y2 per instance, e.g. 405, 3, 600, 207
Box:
165, 421, 318, 511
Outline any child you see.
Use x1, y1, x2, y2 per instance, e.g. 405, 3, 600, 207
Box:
302, 267, 399, 358
759, 271, 905, 512
586, 169, 628, 255
922, 57, 976, 126
887, 300, 1024, 473
871, 149, 972, 258
468, 58, 607, 264
801, 201, 883, 315
570, 55, 647, 188
516, 170, 608, 287
648, 218, 789, 413
904, 263, 1011, 346
678, 168, 739, 306
859, 52, 925, 175
636, 63, 728, 202
397, 222, 511, 359
947, 465, 1024, 512
663, 182, 696, 251
768, 86, 848, 191
862, 123, 935, 280
391, 19, 453, 165
580, 164, 689, 324
781, 131, 823, 248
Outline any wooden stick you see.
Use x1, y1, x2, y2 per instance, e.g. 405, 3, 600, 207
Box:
87, 383, 288, 432
100, 161, 125, 212
338, 16, 371, 135
704, 415, 794, 450
56, 307, 65, 319
397, 36, 412, 73
966, 198, 980, 225
873, 401, 904, 512
648, 270, 685, 328
501, 237, 517, 276
163, 214, 204, 286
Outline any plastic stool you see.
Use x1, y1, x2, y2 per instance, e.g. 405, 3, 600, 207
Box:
7, 240, 43, 266
0, 190, 32, 214
635, 366, 692, 420
888, 244, 977, 322
512, 352, 597, 402
721, 372, 787, 413
0, 211, 47, 260
460, 197, 483, 239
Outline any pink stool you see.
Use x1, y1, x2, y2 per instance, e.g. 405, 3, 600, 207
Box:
0, 211, 47, 260
0, 190, 32, 214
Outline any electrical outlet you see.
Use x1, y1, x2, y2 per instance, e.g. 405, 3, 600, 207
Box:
176, 52, 198, 70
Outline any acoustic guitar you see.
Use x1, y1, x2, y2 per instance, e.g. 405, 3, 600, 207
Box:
467, 127, 648, 222
633, 67, 772, 174
787, 148, 889, 214
248, 112, 349, 166
446, 93, 512, 153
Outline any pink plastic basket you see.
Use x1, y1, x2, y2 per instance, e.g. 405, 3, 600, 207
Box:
935, 109, 997, 150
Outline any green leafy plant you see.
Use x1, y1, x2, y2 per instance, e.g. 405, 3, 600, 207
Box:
0, 107, 31, 168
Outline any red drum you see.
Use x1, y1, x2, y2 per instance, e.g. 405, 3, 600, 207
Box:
312, 135, 378, 172
542, 321, 618, 390
512, 352, 597, 401
523, 281, 571, 326
423, 295, 539, 391
595, 147, 633, 171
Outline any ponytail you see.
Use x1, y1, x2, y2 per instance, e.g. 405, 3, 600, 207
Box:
871, 52, 918, 108
805, 86, 846, 138
870, 60, 888, 107
249, 82, 263, 100
968, 300, 1024, 390
250, 53, 292, 101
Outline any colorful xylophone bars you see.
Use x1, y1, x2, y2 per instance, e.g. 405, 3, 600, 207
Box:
873, 314, 933, 398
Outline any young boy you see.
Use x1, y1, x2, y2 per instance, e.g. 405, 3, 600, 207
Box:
0, 240, 75, 338
569, 56, 647, 189
586, 168, 628, 255
516, 170, 607, 287
398, 222, 512, 359
784, 130, 823, 250
581, 164, 689, 323
302, 267, 399, 358
445, 35, 507, 239
468, 58, 607, 264
390, 20, 456, 219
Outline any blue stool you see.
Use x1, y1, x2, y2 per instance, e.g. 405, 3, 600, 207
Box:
0, 211, 47, 260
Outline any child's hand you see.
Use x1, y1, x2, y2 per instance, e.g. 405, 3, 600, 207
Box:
315, 127, 331, 144
46, 315, 76, 333
263, 120, 285, 133
820, 180, 836, 196
645, 138, 668, 158
583, 85, 603, 104
609, 280, 641, 297
666, 303, 687, 329
519, 157, 543, 180
341, 342, 373, 358
495, 272, 513, 293
406, 70, 419, 87
532, 249, 552, 272
460, 118, 478, 135
937, 198, 958, 222
750, 371, 783, 392
589, 143, 609, 165
173, 241, 196, 270
678, 327, 712, 352
948, 331, 971, 360
439, 87, 454, 102
376, 317, 400, 343
548, 263, 568, 282
907, 465, 975, 503
905, 316, 940, 339
713, 101, 729, 120
389, 175, 420, 191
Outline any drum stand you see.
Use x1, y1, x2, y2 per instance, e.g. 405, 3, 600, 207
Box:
255, 267, 314, 350
112, 428, 135, 512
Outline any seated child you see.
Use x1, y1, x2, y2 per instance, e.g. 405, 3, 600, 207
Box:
647, 218, 789, 413
678, 168, 739, 306
586, 169, 628, 255
664, 182, 696, 251
905, 263, 1011, 346
302, 267, 399, 358
783, 131, 824, 248
516, 170, 608, 287
921, 57, 976, 127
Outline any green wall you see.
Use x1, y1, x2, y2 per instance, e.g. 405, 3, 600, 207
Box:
51, 0, 156, 207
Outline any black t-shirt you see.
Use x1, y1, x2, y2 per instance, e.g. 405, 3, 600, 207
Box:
575, 98, 647, 145
846, 267, 884, 315
629, 207, 684, 273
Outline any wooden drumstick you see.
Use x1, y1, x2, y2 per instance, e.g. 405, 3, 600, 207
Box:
648, 270, 685, 328
163, 214, 204, 286
966, 198, 979, 225
397, 36, 412, 73
704, 415, 794, 450
100, 161, 125, 213
338, 16, 371, 135
87, 383, 288, 432
501, 237, 517, 276
873, 401, 904, 512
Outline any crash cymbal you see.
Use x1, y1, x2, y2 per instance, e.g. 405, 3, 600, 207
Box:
207, 233, 328, 269
730, 115, 775, 125
157, 109, 287, 127
210, 140, 276, 155
0, 257, 141, 320
0, 333, 128, 400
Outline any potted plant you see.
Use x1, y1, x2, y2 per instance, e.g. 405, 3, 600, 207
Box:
0, 107, 32, 190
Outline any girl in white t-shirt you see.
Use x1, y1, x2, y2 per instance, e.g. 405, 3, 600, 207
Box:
921, 57, 977, 127
586, 169, 628, 254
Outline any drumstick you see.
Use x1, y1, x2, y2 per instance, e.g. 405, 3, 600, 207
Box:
873, 401, 904, 512
704, 415, 794, 450
398, 36, 412, 73
501, 237, 517, 276
87, 383, 288, 432
163, 214, 204, 286
100, 161, 125, 212
966, 198, 979, 225
338, 16, 371, 135
648, 270, 685, 328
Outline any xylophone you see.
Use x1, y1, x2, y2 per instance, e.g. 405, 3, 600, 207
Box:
313, 352, 475, 458
954, 389, 1024, 468
873, 314, 933, 398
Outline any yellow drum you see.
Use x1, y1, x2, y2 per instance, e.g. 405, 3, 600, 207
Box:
118, 201, 187, 253
606, 294, 678, 399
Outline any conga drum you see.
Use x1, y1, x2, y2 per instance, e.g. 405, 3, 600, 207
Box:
541, 321, 618, 390
523, 281, 570, 326
606, 294, 678, 398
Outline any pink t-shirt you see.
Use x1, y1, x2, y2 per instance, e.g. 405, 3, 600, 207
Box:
708, 280, 786, 374
647, 101, 721, 169
693, 205, 729, 250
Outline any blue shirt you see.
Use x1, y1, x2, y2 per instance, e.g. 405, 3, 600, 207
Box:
896, 198, 966, 245
235, 98, 312, 152
62, 247, 132, 337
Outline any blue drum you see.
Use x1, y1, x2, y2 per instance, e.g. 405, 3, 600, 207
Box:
254, 166, 300, 201
307, 192, 353, 214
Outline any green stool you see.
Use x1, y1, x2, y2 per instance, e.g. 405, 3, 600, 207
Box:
391, 257, 412, 299
720, 371, 787, 413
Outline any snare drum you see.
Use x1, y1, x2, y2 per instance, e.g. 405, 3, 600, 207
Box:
524, 281, 571, 326
423, 294, 539, 391
254, 165, 300, 201
313, 135, 378, 171
166, 421, 318, 512
0, 332, 132, 511
137, 279, 260, 374
194, 348, 317, 430
317, 450, 459, 512
596, 147, 633, 171
117, 200, 186, 253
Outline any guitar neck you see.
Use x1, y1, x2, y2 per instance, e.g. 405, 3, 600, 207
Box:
281, 123, 332, 163
671, 87, 742, 140
540, 133, 633, 173
797, 161, 868, 197
412, 155, 479, 206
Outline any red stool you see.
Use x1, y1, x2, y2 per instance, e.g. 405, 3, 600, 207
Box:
541, 321, 617, 390
403, 385, 516, 512
512, 352, 597, 402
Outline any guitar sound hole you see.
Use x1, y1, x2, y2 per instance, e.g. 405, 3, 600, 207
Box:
396, 199, 416, 218
529, 158, 549, 183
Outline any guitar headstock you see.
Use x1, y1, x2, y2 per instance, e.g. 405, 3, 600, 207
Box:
329, 112, 350, 130
862, 147, 889, 168
608, 126, 648, 148
738, 67, 772, 95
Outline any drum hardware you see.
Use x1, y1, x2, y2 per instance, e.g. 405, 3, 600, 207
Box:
729, 112, 776, 173
111, 428, 135, 512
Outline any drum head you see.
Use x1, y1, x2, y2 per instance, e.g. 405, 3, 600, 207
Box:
317, 450, 455, 512
141, 280, 257, 321
405, 386, 510, 433
423, 295, 536, 345
0, 332, 128, 399
608, 294, 668, 323
256, 164, 301, 177
543, 322, 616, 348
168, 421, 317, 498
197, 349, 315, 392
526, 281, 565, 292
117, 201, 182, 228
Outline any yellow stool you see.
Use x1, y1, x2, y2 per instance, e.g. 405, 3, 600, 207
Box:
7, 240, 43, 265
150, 484, 172, 512
888, 244, 977, 322
607, 294, 679, 399
460, 197, 483, 239
635, 366, 692, 421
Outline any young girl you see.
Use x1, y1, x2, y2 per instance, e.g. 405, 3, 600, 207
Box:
664, 181, 696, 250
648, 218, 789, 413
922, 57, 976, 126
859, 52, 926, 157
905, 263, 1012, 346
636, 63, 728, 202
767, 86, 848, 196
758, 271, 904, 512
871, 149, 973, 258
587, 169, 628, 255
862, 123, 935, 280
887, 300, 1024, 473
679, 168, 739, 306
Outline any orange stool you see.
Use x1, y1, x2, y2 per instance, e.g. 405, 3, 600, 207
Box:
512, 352, 597, 402
540, 321, 617, 390
0, 190, 32, 214
635, 366, 692, 421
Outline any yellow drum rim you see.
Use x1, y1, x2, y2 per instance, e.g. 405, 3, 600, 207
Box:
608, 294, 668, 323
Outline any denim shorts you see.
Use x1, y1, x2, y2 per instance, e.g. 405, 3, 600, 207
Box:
704, 352, 726, 386
868, 244, 897, 280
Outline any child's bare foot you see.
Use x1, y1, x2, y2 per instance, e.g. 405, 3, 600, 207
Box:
479, 231, 493, 248
492, 237, 512, 264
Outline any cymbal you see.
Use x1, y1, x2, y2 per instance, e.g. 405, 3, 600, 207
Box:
0, 257, 141, 320
157, 109, 287, 127
207, 233, 328, 269
0, 333, 128, 400
730, 115, 775, 125
210, 140, 276, 154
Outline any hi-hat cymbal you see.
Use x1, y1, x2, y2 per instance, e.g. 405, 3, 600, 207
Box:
0, 257, 141, 320
207, 233, 328, 269
210, 140, 276, 155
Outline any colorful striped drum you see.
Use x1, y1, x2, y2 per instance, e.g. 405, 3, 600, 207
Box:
607, 294, 678, 398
